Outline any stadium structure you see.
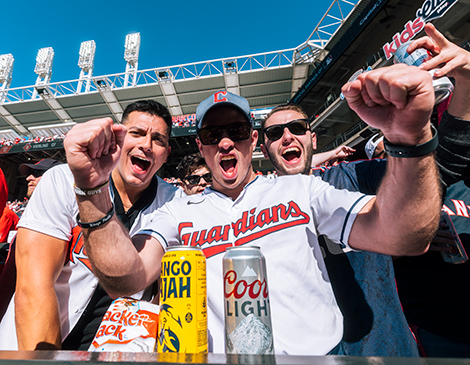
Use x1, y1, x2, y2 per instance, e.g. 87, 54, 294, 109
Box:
1, 0, 470, 200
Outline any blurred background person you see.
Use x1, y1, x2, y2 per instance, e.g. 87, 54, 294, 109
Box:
176, 152, 212, 195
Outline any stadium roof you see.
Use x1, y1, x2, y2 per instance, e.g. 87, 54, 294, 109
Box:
0, 0, 360, 176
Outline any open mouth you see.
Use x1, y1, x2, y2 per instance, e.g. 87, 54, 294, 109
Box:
220, 155, 237, 177
131, 155, 151, 173
282, 147, 301, 163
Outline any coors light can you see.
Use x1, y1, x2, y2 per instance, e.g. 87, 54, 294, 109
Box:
223, 246, 274, 354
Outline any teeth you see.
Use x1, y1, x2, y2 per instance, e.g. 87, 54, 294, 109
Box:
133, 155, 149, 163
282, 147, 300, 155
221, 155, 235, 161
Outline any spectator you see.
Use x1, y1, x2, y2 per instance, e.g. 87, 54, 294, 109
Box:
0, 100, 181, 351
0, 205, 18, 243
19, 159, 62, 199
260, 104, 418, 356
65, 67, 440, 356
176, 152, 211, 195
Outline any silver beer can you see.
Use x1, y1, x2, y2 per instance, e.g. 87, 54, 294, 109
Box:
223, 246, 274, 354
393, 41, 454, 104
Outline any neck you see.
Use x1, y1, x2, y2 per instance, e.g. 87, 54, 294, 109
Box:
111, 169, 150, 208
212, 169, 256, 201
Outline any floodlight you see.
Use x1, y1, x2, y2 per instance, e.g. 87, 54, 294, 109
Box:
78, 40, 96, 72
34, 47, 54, 77
0, 54, 14, 84
124, 33, 140, 66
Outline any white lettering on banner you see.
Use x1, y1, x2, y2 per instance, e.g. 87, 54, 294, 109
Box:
382, 0, 457, 60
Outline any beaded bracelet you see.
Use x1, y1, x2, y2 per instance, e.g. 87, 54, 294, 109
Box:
383, 125, 438, 158
76, 204, 115, 229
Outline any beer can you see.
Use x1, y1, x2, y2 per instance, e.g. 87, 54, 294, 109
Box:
393, 41, 454, 104
223, 246, 274, 354
158, 246, 207, 353
439, 211, 468, 264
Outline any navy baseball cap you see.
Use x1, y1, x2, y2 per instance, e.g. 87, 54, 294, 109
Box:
19, 158, 61, 176
196, 90, 252, 129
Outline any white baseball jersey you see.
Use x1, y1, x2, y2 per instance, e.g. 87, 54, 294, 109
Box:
0, 164, 182, 350
136, 174, 373, 355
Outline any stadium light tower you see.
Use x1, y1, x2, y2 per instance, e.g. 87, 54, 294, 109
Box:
32, 47, 54, 99
124, 32, 140, 87
77, 40, 96, 93
0, 53, 14, 103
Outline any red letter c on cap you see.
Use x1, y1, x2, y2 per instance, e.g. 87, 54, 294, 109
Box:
214, 91, 227, 103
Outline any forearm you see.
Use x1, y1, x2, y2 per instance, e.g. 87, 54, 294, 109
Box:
15, 286, 61, 350
447, 81, 470, 120
77, 193, 149, 297
352, 153, 441, 255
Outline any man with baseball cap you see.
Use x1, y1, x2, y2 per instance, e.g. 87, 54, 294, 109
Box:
19, 158, 61, 199
64, 64, 441, 355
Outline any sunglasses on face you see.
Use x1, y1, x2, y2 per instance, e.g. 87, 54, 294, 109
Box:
197, 122, 252, 145
264, 119, 310, 142
185, 173, 212, 185
31, 169, 45, 178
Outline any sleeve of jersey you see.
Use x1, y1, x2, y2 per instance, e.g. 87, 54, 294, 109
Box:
0, 168, 7, 217
131, 201, 180, 251
17, 166, 76, 241
310, 176, 374, 249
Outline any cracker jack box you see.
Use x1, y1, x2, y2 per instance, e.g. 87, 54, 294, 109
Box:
88, 298, 160, 352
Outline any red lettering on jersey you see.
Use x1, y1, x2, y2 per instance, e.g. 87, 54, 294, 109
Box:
214, 91, 228, 103
68, 225, 93, 271
451, 199, 469, 218
179, 201, 310, 258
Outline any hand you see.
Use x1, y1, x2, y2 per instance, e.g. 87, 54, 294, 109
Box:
341, 64, 434, 145
64, 118, 127, 189
408, 23, 470, 83
333, 145, 355, 159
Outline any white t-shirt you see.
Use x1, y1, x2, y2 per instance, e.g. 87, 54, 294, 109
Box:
0, 164, 181, 350
135, 175, 373, 355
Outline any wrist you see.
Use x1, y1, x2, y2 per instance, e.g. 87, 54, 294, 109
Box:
383, 125, 438, 158
74, 180, 110, 196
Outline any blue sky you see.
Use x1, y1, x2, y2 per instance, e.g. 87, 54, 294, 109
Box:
1, 1, 338, 89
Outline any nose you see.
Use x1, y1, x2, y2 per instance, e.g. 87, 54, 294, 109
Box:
218, 132, 235, 151
281, 126, 295, 143
26, 174, 35, 182
139, 134, 152, 151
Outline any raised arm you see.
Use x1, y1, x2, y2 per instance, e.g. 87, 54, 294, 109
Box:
64, 118, 163, 298
343, 64, 441, 255
311, 145, 355, 167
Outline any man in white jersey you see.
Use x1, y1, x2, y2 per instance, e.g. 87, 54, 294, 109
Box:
0, 100, 182, 351
64, 64, 441, 355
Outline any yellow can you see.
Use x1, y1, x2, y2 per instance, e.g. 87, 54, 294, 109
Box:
157, 246, 207, 353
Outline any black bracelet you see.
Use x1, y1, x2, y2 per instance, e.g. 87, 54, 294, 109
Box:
77, 204, 115, 229
383, 125, 438, 158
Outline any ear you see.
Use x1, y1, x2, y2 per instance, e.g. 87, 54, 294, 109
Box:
260, 144, 269, 159
165, 146, 171, 163
311, 132, 317, 150
196, 137, 204, 157
251, 129, 258, 151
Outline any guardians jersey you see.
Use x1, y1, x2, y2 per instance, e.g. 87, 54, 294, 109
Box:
136, 174, 373, 355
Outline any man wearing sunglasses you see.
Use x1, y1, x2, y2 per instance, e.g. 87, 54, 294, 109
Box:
176, 152, 212, 195
65, 64, 441, 356
19, 158, 62, 199
260, 104, 419, 357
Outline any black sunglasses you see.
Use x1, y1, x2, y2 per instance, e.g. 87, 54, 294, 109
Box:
264, 119, 310, 141
31, 169, 45, 178
185, 173, 212, 185
197, 122, 252, 145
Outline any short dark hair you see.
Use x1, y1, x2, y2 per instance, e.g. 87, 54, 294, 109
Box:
261, 104, 308, 131
122, 100, 173, 136
176, 152, 207, 180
